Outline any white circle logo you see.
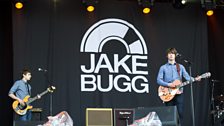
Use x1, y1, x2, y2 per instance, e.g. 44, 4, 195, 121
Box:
80, 18, 148, 54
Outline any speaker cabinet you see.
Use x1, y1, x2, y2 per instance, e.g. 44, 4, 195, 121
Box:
13, 121, 45, 126
134, 106, 179, 126
86, 108, 113, 126
14, 108, 42, 121
113, 108, 135, 126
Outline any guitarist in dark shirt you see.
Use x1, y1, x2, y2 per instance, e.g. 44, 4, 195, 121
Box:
8, 68, 39, 121
157, 48, 201, 125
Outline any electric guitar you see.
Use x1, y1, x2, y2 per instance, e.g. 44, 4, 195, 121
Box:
158, 72, 211, 102
12, 86, 56, 115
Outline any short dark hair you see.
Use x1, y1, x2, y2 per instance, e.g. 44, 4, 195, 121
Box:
21, 68, 31, 76
166, 48, 177, 56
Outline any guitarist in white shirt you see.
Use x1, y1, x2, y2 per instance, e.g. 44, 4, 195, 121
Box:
157, 48, 201, 126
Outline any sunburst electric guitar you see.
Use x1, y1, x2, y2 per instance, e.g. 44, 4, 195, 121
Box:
12, 86, 56, 115
158, 72, 211, 102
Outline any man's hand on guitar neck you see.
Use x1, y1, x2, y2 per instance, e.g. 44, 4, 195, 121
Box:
195, 76, 201, 81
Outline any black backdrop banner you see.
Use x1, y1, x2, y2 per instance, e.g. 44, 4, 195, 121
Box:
11, 0, 209, 125
0, 1, 13, 126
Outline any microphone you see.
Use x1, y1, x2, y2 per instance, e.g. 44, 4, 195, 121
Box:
176, 53, 182, 57
176, 53, 192, 64
38, 68, 48, 72
211, 79, 220, 83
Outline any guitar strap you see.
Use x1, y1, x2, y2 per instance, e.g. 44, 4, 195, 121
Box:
176, 63, 180, 77
26, 83, 31, 96
176, 63, 183, 93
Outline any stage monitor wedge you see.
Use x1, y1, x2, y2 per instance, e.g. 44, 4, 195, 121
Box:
134, 106, 179, 126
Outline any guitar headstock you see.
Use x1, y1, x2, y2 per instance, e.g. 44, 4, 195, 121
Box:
200, 72, 211, 79
48, 86, 56, 93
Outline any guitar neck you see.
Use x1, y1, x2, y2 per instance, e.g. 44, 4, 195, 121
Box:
180, 78, 196, 87
179, 72, 211, 88
27, 89, 49, 104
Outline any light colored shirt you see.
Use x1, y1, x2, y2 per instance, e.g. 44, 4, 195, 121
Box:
8, 80, 31, 100
157, 62, 192, 88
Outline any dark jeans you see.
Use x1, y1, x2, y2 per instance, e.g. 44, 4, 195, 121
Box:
165, 94, 184, 126
19, 110, 32, 121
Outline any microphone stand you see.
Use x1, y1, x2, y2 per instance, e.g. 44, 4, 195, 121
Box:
178, 56, 195, 126
43, 71, 53, 116
125, 118, 129, 126
211, 80, 215, 124
119, 117, 129, 126
188, 63, 195, 126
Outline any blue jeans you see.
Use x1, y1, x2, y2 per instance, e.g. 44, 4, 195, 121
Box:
19, 110, 32, 121
165, 94, 184, 125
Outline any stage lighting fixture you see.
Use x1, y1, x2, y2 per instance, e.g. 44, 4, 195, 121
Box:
82, 0, 98, 12
201, 0, 216, 16
138, 0, 154, 14
219, 0, 224, 4
181, 0, 186, 4
15, 1, 23, 9
87, 5, 95, 12
206, 10, 214, 16
14, 0, 27, 10
143, 7, 150, 14
216, 0, 224, 9
172, 0, 186, 9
